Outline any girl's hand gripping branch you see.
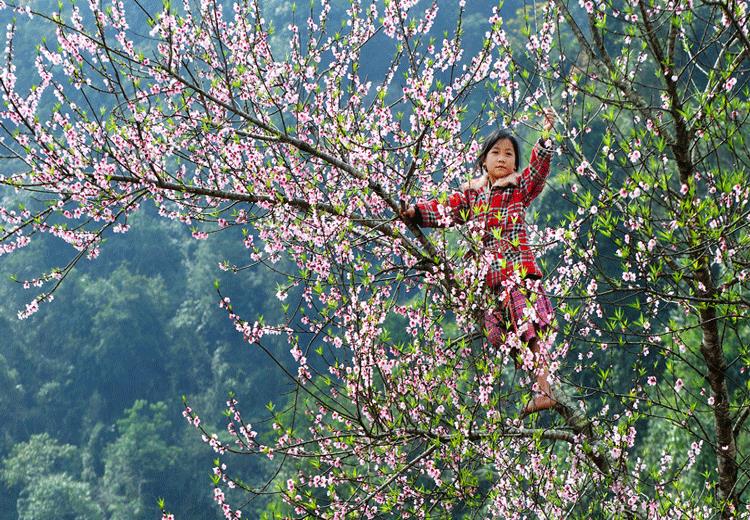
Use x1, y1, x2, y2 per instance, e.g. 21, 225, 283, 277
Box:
541, 107, 555, 135
400, 205, 424, 226
400, 206, 416, 220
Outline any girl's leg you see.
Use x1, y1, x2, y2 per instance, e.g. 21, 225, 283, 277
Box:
484, 308, 505, 350
521, 335, 556, 415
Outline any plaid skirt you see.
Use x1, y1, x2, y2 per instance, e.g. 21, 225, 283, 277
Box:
484, 281, 554, 348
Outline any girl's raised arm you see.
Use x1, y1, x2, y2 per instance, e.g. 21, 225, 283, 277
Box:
520, 109, 556, 204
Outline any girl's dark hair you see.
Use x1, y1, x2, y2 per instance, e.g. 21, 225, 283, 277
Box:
475, 128, 521, 172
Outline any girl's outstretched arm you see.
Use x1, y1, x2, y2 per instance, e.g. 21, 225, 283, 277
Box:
412, 187, 477, 228
520, 108, 556, 204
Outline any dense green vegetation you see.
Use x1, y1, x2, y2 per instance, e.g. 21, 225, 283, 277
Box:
0, 212, 290, 518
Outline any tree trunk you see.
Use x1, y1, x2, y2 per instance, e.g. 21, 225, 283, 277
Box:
696, 267, 738, 516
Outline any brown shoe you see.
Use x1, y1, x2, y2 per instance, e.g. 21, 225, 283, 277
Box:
520, 395, 556, 418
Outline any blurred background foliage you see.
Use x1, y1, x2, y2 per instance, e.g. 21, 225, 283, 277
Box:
0, 209, 290, 518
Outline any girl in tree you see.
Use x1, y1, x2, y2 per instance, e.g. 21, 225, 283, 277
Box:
402, 108, 557, 415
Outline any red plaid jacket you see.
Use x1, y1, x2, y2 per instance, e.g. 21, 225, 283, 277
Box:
416, 140, 553, 288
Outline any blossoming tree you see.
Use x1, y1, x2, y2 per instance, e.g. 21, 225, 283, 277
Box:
0, 0, 748, 517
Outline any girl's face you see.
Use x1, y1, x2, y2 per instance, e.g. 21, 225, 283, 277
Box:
483, 138, 517, 183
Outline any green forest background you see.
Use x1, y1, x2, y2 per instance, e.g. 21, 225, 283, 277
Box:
0, 210, 293, 518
